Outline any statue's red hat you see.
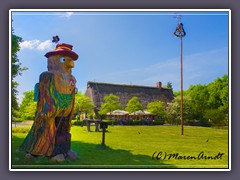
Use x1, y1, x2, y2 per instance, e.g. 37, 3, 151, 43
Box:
45, 43, 78, 60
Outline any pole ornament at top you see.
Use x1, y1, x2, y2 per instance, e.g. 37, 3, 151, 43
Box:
174, 22, 186, 38
52, 35, 60, 43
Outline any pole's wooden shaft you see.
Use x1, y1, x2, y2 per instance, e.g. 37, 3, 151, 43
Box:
102, 124, 106, 146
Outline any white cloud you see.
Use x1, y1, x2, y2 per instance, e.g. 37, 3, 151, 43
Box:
37, 40, 53, 51
60, 12, 74, 18
66, 12, 74, 17
20, 40, 54, 51
20, 40, 40, 50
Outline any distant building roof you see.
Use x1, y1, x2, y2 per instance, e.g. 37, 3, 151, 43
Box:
85, 81, 174, 110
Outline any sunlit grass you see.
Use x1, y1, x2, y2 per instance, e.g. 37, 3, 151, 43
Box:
11, 125, 229, 169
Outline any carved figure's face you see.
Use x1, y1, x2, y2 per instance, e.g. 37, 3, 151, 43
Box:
60, 56, 74, 68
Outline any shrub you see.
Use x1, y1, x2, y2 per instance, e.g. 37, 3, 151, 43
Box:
132, 120, 144, 125
185, 120, 201, 126
73, 119, 166, 126
12, 126, 31, 133
153, 119, 164, 125
204, 108, 227, 127
103, 119, 145, 126
71, 120, 84, 126
102, 119, 119, 125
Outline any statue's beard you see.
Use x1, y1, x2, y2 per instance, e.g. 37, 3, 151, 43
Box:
59, 64, 72, 75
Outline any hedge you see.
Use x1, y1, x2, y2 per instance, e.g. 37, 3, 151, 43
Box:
71, 119, 164, 126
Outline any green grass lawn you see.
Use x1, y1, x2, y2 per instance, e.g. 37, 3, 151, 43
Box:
11, 125, 229, 169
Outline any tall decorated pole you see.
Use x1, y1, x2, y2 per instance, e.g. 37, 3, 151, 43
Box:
174, 16, 186, 135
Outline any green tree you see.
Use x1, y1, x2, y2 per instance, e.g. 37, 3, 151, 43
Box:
74, 92, 95, 120
204, 108, 227, 126
173, 91, 181, 97
11, 30, 27, 122
19, 91, 37, 120
99, 94, 123, 116
166, 75, 228, 127
12, 109, 21, 126
147, 101, 166, 119
166, 81, 173, 89
165, 99, 179, 125
208, 75, 228, 112
125, 96, 143, 115
188, 84, 209, 122
173, 75, 228, 127
206, 75, 228, 126
165, 95, 194, 125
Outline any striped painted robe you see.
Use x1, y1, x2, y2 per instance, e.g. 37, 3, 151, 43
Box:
20, 71, 76, 157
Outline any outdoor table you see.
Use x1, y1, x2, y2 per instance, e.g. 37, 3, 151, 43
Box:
83, 119, 101, 132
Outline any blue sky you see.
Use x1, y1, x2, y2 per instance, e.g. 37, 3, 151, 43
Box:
11, 10, 229, 104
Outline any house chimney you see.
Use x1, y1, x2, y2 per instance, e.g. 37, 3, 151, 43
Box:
156, 81, 162, 89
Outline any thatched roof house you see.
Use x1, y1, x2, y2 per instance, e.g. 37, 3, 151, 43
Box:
85, 81, 174, 110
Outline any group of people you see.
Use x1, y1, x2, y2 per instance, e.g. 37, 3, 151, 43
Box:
119, 117, 132, 125
142, 117, 153, 125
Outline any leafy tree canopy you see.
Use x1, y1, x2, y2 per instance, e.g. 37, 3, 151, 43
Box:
207, 74, 228, 111
99, 94, 123, 115
187, 84, 209, 120
74, 92, 95, 115
147, 101, 166, 118
166, 95, 194, 125
125, 96, 143, 114
168, 74, 228, 126
166, 81, 173, 89
19, 91, 37, 120
11, 29, 27, 122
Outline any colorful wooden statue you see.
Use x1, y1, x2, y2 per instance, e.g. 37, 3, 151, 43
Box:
20, 42, 78, 161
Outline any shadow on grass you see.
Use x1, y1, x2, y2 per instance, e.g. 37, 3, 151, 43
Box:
11, 135, 176, 169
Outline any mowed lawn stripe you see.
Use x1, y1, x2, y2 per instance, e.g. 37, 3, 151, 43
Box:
11, 125, 229, 169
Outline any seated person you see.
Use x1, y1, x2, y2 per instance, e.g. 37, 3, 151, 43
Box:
143, 118, 149, 125
119, 117, 127, 125
148, 117, 153, 125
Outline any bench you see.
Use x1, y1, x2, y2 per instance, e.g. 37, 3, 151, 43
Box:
83, 119, 101, 132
